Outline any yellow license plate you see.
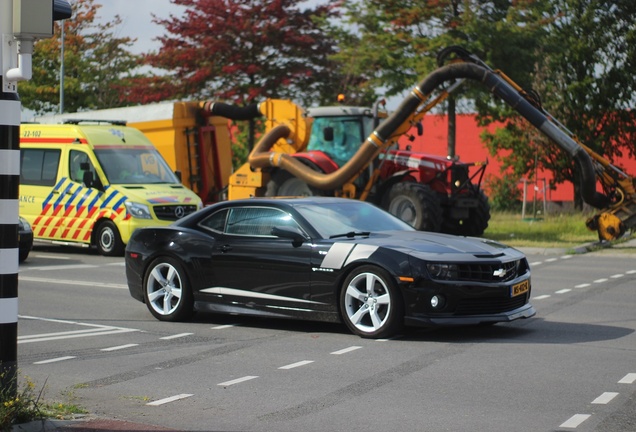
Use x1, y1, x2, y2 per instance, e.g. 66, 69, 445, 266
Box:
511, 279, 530, 297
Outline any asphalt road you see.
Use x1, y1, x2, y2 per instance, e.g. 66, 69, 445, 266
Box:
14, 242, 636, 432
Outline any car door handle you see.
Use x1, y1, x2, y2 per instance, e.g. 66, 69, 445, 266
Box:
219, 244, 232, 253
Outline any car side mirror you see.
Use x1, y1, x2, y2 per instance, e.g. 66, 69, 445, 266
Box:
271, 226, 307, 244
323, 126, 334, 142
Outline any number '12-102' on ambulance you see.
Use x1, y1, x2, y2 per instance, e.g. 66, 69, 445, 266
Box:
19, 122, 203, 256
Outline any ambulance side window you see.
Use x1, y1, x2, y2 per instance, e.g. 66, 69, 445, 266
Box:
69, 150, 95, 184
20, 149, 60, 186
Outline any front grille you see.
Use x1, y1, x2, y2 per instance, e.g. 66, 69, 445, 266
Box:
454, 292, 529, 315
153, 205, 198, 221
457, 259, 527, 283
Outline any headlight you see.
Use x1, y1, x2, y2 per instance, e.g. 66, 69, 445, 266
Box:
125, 202, 152, 219
426, 263, 459, 280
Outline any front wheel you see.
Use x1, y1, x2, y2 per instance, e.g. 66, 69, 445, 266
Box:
143, 257, 194, 322
340, 265, 403, 338
95, 220, 125, 256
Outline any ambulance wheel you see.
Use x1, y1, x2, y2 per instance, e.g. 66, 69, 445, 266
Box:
96, 220, 125, 256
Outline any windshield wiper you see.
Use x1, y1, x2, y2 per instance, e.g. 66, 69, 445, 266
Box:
329, 231, 371, 239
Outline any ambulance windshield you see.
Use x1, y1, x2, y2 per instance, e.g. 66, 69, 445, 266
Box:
95, 148, 180, 185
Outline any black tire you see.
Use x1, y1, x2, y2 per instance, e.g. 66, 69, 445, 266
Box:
382, 182, 443, 232
340, 265, 404, 339
143, 256, 194, 322
265, 170, 324, 197
95, 220, 125, 256
19, 249, 29, 263
442, 189, 490, 237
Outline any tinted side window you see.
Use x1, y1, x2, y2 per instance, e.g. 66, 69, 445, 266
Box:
21, 149, 61, 186
226, 207, 296, 236
199, 209, 229, 233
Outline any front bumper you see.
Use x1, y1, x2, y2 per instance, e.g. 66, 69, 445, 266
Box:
404, 302, 536, 327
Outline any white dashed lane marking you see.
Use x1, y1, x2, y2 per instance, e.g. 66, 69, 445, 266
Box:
160, 333, 193, 340
218, 376, 259, 387
331, 346, 362, 355
619, 373, 636, 384
592, 392, 619, 404
560, 414, 591, 428
33, 356, 76, 364
279, 360, 314, 370
100, 344, 138, 352
147, 394, 193, 406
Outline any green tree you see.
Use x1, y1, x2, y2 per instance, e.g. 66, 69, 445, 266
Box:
19, 0, 141, 114
124, 0, 347, 106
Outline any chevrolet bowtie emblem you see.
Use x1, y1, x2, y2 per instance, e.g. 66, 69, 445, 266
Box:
493, 268, 507, 278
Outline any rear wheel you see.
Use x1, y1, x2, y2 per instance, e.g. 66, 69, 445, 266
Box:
266, 170, 324, 197
442, 190, 490, 237
340, 265, 403, 339
383, 182, 442, 232
95, 220, 125, 256
143, 257, 194, 322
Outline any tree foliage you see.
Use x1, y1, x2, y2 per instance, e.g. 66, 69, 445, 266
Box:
481, 0, 636, 207
124, 0, 346, 106
19, 0, 141, 114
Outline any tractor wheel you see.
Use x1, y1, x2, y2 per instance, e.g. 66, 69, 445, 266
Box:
442, 190, 491, 237
265, 170, 324, 197
382, 182, 443, 232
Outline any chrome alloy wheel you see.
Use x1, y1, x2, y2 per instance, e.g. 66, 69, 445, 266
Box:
343, 271, 392, 334
146, 262, 183, 316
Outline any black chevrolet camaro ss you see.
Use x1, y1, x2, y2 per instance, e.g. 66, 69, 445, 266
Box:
125, 197, 535, 338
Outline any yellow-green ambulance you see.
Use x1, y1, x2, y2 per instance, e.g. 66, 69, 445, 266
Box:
19, 121, 203, 256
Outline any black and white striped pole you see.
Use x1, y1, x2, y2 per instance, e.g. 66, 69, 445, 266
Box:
0, 0, 71, 396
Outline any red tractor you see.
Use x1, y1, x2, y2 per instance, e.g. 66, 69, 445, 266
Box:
207, 98, 491, 237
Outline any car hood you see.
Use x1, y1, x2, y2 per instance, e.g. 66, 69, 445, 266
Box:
359, 231, 522, 260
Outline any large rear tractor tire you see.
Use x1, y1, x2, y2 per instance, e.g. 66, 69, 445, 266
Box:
442, 190, 490, 237
382, 182, 443, 232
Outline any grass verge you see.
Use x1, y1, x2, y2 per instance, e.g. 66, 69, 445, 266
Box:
483, 211, 599, 249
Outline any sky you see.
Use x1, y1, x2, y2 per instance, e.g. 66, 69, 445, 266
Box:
96, 0, 184, 54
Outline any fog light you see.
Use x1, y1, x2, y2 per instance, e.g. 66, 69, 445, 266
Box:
430, 295, 445, 309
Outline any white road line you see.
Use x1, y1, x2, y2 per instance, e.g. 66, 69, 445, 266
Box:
19, 328, 138, 344
530, 261, 542, 266
559, 414, 591, 428
574, 283, 590, 289
618, 373, 636, 384
279, 360, 314, 370
592, 392, 619, 404
610, 274, 624, 279
31, 254, 70, 260
160, 333, 193, 340
626, 270, 636, 275
146, 394, 193, 406
20, 276, 127, 289
594, 278, 608, 284
561, 255, 573, 259
545, 258, 558, 262
331, 346, 362, 355
533, 295, 551, 300
218, 376, 259, 386
101, 344, 139, 352
22, 264, 97, 271
34, 356, 76, 364
211, 324, 236, 330
555, 289, 572, 294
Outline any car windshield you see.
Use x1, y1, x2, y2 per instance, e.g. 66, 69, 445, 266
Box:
295, 201, 414, 238
94, 148, 179, 185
